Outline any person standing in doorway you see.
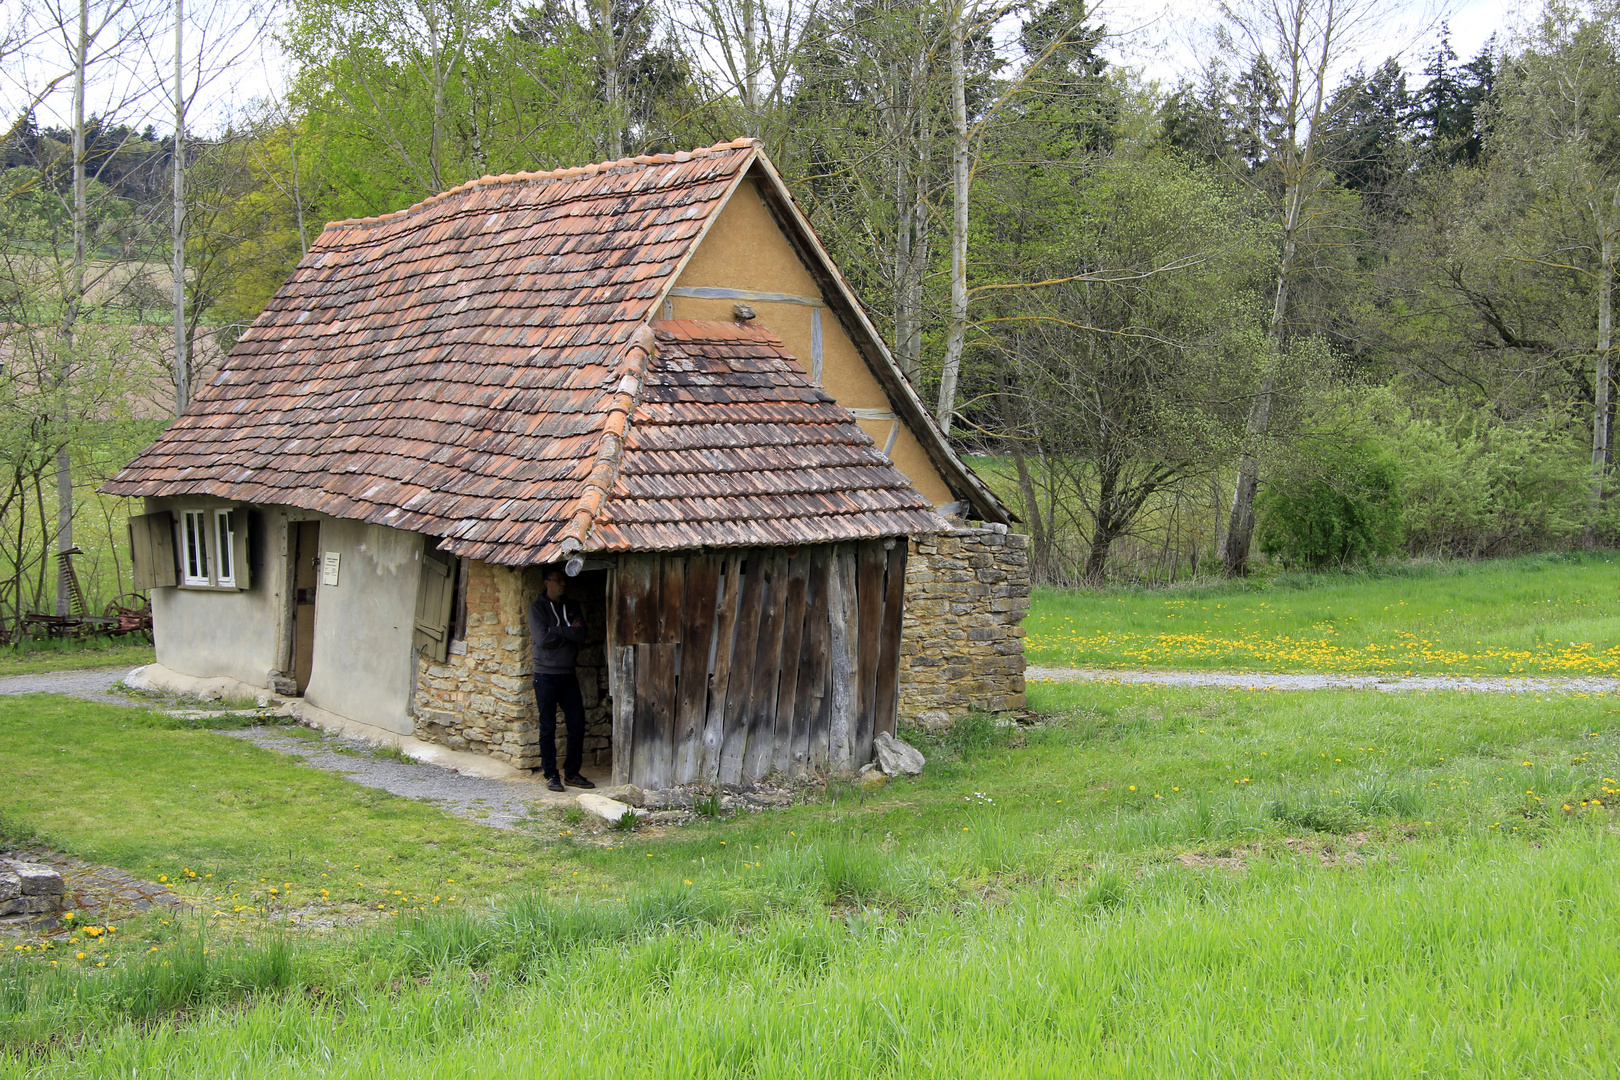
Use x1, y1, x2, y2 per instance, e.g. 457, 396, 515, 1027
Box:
528, 566, 596, 793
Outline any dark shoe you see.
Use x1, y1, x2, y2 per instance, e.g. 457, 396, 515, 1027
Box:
544, 775, 565, 792
564, 774, 596, 790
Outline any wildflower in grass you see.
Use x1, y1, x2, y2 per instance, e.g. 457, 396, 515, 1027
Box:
75, 952, 85, 959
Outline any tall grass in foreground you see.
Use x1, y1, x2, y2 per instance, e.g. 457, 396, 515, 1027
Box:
5, 825, 1617, 1078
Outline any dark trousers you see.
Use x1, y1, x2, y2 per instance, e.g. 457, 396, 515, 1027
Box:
533, 672, 585, 778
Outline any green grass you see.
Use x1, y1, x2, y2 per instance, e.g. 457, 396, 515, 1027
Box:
1026, 550, 1620, 674
5, 678, 1620, 1074
0, 639, 153, 677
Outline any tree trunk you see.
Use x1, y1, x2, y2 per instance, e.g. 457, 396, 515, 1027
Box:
1082, 457, 1121, 587
172, 0, 188, 412
935, 3, 969, 435
1222, 176, 1302, 576
1587, 185, 1617, 542
598, 0, 623, 159
999, 358, 1050, 580
428, 3, 445, 190
54, 0, 89, 616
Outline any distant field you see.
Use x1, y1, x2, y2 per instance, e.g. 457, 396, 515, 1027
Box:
5, 680, 1620, 1075
0, 639, 152, 677
1026, 551, 1620, 675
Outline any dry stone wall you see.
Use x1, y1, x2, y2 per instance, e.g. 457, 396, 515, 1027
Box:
413, 561, 611, 771
899, 526, 1030, 716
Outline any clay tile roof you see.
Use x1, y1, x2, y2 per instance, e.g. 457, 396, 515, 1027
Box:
583, 320, 946, 551
104, 140, 766, 565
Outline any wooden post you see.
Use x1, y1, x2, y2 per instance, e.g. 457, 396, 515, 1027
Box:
874, 541, 907, 738
772, 550, 810, 773
742, 549, 788, 780
700, 555, 742, 781
674, 554, 720, 784
719, 551, 766, 785
826, 544, 858, 771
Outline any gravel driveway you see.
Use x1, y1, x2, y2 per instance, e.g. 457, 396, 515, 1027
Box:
1028, 666, 1620, 695
0, 665, 132, 706
219, 728, 559, 830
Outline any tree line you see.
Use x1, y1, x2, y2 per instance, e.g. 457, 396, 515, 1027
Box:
1, 0, 1618, 614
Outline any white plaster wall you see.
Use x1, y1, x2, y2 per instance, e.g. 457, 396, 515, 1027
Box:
302, 517, 423, 735
149, 499, 285, 690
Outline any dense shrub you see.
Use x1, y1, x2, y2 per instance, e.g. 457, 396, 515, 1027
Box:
1258, 438, 1403, 569
1390, 401, 1590, 557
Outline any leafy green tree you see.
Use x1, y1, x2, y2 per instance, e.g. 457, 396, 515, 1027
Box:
984, 154, 1269, 584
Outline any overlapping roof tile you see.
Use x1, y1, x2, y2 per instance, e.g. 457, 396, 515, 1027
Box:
105, 141, 946, 562
105, 141, 768, 564
585, 321, 943, 551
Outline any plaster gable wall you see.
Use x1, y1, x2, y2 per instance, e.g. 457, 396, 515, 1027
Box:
672, 177, 954, 507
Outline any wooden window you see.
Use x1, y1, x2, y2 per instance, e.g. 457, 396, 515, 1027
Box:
127, 511, 177, 590
214, 510, 236, 588
171, 507, 252, 591
413, 547, 457, 661
180, 511, 209, 586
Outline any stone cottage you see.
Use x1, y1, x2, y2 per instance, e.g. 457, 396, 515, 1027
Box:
105, 139, 1029, 786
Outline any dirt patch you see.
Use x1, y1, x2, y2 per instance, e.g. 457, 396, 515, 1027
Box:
1175, 849, 1252, 872
1175, 831, 1374, 873
0, 845, 191, 932
1282, 831, 1371, 866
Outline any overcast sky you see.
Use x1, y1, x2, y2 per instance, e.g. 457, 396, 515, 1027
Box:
1097, 0, 1526, 86
9, 0, 1535, 137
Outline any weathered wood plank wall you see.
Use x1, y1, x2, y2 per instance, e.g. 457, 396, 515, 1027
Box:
608, 539, 906, 788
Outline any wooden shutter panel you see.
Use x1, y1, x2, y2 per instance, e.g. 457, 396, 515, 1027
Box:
128, 512, 177, 590
230, 511, 252, 590
413, 550, 456, 661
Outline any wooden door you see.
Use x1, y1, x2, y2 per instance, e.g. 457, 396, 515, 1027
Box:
609, 540, 908, 788
291, 522, 320, 694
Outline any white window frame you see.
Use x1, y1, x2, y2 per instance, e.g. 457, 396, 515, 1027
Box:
180, 510, 210, 586
213, 509, 236, 589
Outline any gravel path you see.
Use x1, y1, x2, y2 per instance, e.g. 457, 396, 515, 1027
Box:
220, 728, 556, 830
1028, 666, 1620, 695
0, 665, 132, 706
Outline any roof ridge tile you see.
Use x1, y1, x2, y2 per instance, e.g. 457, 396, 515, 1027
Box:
324, 139, 759, 232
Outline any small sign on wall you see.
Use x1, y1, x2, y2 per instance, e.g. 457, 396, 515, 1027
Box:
322, 551, 341, 587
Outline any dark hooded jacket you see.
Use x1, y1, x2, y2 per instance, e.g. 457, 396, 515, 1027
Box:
527, 596, 586, 675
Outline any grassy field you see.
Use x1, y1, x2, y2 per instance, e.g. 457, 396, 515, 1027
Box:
1027, 550, 1620, 674
0, 639, 153, 678
4, 675, 1620, 1076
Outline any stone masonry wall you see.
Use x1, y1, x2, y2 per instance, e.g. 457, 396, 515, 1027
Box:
413, 561, 611, 771
899, 526, 1030, 716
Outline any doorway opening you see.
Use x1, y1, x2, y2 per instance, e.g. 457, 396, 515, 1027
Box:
289, 521, 320, 695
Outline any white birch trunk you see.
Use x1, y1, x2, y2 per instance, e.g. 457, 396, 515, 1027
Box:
54, 0, 90, 615
935, 5, 969, 435
1587, 185, 1617, 538
171, 0, 188, 413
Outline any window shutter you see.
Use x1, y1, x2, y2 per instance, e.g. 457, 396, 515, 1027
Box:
128, 512, 177, 590
413, 550, 455, 661
230, 511, 252, 590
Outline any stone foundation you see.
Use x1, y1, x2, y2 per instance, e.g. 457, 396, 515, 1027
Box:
898, 526, 1030, 716
413, 528, 1028, 772
412, 561, 611, 771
